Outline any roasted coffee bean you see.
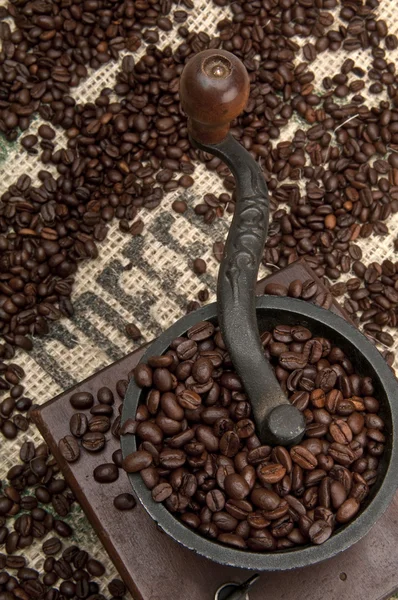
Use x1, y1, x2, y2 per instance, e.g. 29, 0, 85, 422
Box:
123, 450, 153, 472
330, 480, 347, 509
53, 520, 72, 538
152, 482, 173, 502
69, 393, 93, 410
160, 392, 184, 421
97, 387, 114, 405
88, 416, 110, 433
213, 511, 238, 532
224, 474, 250, 500
188, 322, 215, 341
219, 431, 240, 457
137, 421, 163, 444
257, 463, 286, 484
70, 413, 88, 438
336, 498, 360, 523
192, 358, 213, 383
20, 441, 35, 463
177, 389, 202, 410
81, 432, 105, 452
42, 537, 62, 556
52, 494, 70, 517
251, 488, 280, 511
309, 519, 332, 544
248, 445, 272, 465
54, 558, 73, 580
290, 446, 317, 470
113, 493, 136, 511
58, 436, 80, 463
108, 579, 126, 597
93, 464, 119, 483
86, 558, 105, 576
134, 364, 153, 388
206, 490, 226, 512
90, 403, 113, 416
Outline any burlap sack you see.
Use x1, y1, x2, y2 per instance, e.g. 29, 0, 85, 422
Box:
1, 0, 398, 595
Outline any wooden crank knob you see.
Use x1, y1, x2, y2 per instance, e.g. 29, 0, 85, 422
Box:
179, 49, 250, 145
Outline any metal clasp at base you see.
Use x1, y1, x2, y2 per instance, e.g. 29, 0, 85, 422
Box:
214, 575, 260, 600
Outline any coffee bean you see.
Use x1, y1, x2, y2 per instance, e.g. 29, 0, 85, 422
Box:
251, 488, 281, 511
219, 431, 240, 457
224, 474, 250, 500
69, 393, 93, 410
42, 537, 62, 556
125, 323, 142, 340
177, 389, 201, 410
58, 436, 80, 463
90, 403, 113, 416
21, 134, 38, 152
134, 364, 153, 387
152, 482, 173, 502
171, 200, 188, 214
86, 558, 105, 577
290, 446, 317, 470
176, 340, 198, 360
309, 519, 332, 544
20, 441, 35, 463
123, 450, 153, 472
38, 125, 55, 140
97, 387, 114, 405
113, 493, 136, 511
52, 494, 70, 517
192, 358, 213, 384
88, 416, 110, 433
193, 258, 207, 274
108, 579, 126, 597
264, 283, 288, 296
257, 463, 286, 484
336, 498, 360, 523
53, 520, 72, 538
93, 464, 119, 483
205, 489, 225, 512
187, 321, 215, 341
81, 432, 105, 452
70, 413, 88, 438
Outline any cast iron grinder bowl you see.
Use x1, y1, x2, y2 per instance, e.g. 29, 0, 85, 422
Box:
121, 50, 398, 571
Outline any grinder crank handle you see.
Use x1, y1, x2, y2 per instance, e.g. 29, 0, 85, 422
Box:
180, 50, 305, 446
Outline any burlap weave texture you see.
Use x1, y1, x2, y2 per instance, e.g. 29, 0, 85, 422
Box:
1, 0, 398, 596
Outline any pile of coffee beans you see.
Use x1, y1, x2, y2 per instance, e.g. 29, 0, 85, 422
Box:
0, 0, 194, 141
58, 384, 136, 512
0, 362, 32, 440
122, 320, 385, 550
60, 386, 119, 462
264, 272, 398, 362
0, 439, 130, 600
0, 440, 75, 555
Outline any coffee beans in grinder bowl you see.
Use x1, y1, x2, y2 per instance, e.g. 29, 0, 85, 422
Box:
121, 51, 398, 571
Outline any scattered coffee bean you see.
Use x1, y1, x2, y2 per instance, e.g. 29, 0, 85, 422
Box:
125, 324, 142, 340
69, 393, 94, 410
193, 258, 207, 275
113, 493, 136, 511
58, 436, 80, 463
93, 464, 119, 483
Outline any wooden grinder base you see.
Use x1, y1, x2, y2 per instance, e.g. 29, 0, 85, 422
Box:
32, 260, 398, 600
